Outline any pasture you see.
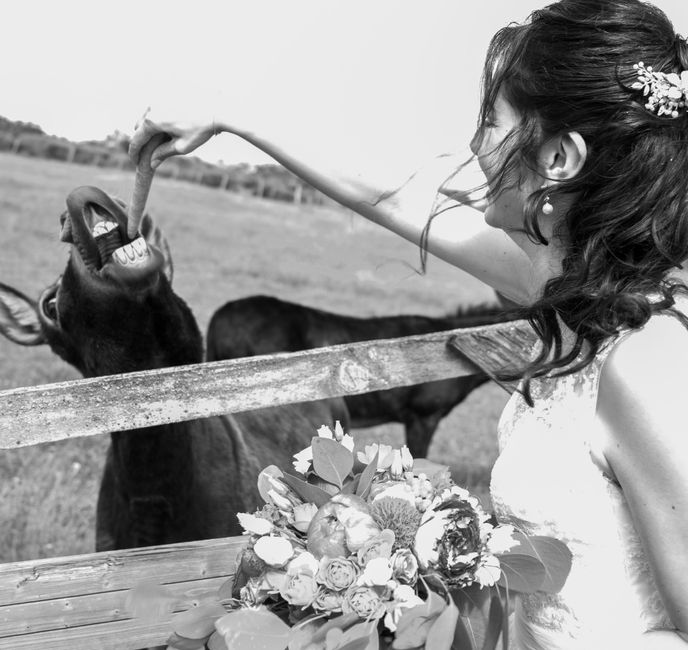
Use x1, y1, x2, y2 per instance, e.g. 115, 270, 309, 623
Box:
0, 152, 508, 563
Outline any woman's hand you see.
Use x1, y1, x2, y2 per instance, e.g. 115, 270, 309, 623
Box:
128, 110, 220, 169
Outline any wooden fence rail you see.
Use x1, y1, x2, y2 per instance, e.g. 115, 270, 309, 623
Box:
0, 319, 536, 649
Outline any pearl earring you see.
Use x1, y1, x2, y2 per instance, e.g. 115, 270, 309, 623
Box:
540, 183, 553, 215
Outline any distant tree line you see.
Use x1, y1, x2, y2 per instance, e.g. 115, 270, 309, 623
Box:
0, 117, 333, 206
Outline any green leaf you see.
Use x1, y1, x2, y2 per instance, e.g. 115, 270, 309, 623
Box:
312, 437, 354, 488
280, 472, 332, 507
394, 590, 447, 649
310, 612, 361, 643
172, 603, 227, 640
451, 615, 477, 650
481, 594, 504, 650
450, 583, 490, 617
217, 577, 235, 603
338, 620, 380, 650
497, 554, 546, 594
165, 632, 209, 650
124, 581, 176, 624
341, 474, 360, 495
215, 608, 291, 650
207, 631, 229, 650
355, 451, 379, 499
501, 535, 572, 593
425, 599, 460, 650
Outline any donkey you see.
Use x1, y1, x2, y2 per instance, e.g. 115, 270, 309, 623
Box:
206, 295, 516, 458
0, 187, 347, 551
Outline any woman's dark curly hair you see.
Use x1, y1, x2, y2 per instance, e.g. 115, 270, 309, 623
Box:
465, 0, 688, 403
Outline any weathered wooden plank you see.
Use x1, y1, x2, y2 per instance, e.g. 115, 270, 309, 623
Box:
0, 616, 182, 650
0, 537, 245, 605
0, 575, 226, 639
0, 320, 533, 449
448, 317, 539, 391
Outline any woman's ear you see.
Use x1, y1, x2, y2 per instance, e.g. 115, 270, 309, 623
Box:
538, 131, 587, 181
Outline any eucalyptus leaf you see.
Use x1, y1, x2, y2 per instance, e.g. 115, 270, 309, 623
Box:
425, 599, 460, 650
216, 577, 235, 603
312, 437, 354, 488
393, 592, 447, 649
355, 451, 379, 499
207, 631, 229, 650
165, 632, 209, 650
172, 603, 227, 640
480, 594, 504, 650
215, 608, 291, 650
450, 615, 476, 650
338, 620, 380, 650
124, 581, 176, 624
450, 583, 490, 617
500, 531, 572, 593
341, 474, 360, 495
309, 612, 361, 643
497, 553, 546, 594
280, 472, 332, 507
519, 536, 572, 593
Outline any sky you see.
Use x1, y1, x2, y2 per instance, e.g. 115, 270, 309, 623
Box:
1, 0, 686, 175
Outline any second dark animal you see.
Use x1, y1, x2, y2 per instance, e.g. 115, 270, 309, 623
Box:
206, 295, 514, 458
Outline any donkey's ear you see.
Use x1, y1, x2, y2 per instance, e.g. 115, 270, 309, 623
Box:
139, 213, 174, 284
0, 282, 45, 346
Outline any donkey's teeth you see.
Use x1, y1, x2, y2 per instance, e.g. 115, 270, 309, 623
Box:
92, 221, 117, 237
112, 237, 150, 266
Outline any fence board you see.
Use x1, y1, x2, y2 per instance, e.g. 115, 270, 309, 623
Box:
0, 319, 535, 449
0, 537, 245, 649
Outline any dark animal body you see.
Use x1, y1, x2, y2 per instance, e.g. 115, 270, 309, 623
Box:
0, 188, 347, 552
206, 295, 514, 458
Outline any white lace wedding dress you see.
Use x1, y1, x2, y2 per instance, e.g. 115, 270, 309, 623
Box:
490, 335, 675, 649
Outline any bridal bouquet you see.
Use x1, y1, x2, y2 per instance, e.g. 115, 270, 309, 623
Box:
130, 423, 571, 650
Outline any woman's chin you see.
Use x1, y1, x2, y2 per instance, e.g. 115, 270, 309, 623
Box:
483, 207, 501, 229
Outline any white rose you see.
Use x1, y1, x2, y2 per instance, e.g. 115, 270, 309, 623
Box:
236, 512, 273, 536
253, 536, 293, 567
474, 554, 502, 587
357, 557, 393, 587
486, 524, 519, 554
287, 551, 319, 576
292, 503, 318, 533
413, 510, 449, 570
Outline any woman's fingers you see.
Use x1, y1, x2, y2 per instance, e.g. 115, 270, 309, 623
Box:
149, 139, 182, 169
128, 118, 169, 166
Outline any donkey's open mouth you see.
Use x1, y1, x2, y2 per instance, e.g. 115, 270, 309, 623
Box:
60, 186, 164, 284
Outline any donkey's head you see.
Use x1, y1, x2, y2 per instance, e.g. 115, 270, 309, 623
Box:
0, 186, 202, 377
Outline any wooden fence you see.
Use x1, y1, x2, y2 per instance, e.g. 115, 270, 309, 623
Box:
0, 319, 535, 649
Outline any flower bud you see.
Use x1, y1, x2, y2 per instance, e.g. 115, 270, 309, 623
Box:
400, 445, 413, 471
390, 450, 404, 480
292, 503, 318, 533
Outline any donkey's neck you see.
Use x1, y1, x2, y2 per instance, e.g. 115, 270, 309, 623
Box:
109, 422, 195, 502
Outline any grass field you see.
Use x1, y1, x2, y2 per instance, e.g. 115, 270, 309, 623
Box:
0, 152, 508, 563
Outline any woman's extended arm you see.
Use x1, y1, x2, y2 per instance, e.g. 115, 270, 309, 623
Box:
128, 117, 534, 303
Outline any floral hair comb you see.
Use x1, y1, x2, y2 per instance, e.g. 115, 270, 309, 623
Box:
632, 61, 688, 118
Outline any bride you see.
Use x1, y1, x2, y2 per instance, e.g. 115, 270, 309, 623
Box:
129, 0, 688, 646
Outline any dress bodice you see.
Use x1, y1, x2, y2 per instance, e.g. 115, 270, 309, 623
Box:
490, 338, 674, 649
